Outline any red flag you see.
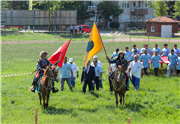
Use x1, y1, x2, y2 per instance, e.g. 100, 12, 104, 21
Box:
48, 40, 71, 67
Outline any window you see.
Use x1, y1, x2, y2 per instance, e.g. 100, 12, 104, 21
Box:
151, 26, 155, 32
133, 16, 136, 22
122, 1, 129, 8
133, 1, 140, 8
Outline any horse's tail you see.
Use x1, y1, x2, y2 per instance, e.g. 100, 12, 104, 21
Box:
29, 86, 33, 91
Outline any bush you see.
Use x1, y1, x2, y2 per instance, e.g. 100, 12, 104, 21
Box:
110, 21, 120, 29
97, 25, 102, 28
12, 27, 19, 31
128, 21, 138, 29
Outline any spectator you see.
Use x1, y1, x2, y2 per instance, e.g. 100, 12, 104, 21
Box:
74, 25, 77, 35
70, 25, 73, 35
79, 25, 82, 34
93, 60, 102, 91
91, 55, 103, 88
107, 63, 116, 91
167, 49, 178, 77
140, 44, 146, 55
124, 47, 132, 61
81, 60, 95, 94
57, 57, 73, 91
144, 44, 153, 56
111, 48, 119, 59
140, 49, 152, 75
152, 44, 161, 55
131, 44, 140, 54
160, 44, 170, 56
177, 53, 180, 77
130, 50, 141, 62
174, 44, 180, 55
129, 55, 143, 91
151, 51, 164, 76
69, 58, 79, 88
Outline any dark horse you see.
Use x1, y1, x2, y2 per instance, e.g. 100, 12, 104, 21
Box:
31, 65, 60, 109
112, 65, 126, 107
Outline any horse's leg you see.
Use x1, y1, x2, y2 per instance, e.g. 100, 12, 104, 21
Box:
46, 90, 50, 108
122, 90, 126, 105
114, 90, 118, 108
38, 93, 42, 105
42, 90, 46, 109
119, 92, 122, 105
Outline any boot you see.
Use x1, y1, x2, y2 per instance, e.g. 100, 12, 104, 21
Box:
125, 81, 129, 91
52, 87, 59, 93
31, 80, 36, 93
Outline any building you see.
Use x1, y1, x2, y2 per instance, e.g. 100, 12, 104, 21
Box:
146, 16, 180, 37
118, 1, 155, 30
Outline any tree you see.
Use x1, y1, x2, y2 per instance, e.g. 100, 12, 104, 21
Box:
173, 1, 180, 19
97, 1, 124, 26
59, 1, 95, 24
146, 1, 169, 17
165, 1, 175, 16
1, 1, 28, 10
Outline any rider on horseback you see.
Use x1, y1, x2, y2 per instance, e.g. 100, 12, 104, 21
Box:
31, 51, 59, 93
106, 51, 129, 91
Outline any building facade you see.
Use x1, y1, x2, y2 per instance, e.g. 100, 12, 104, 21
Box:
118, 1, 155, 30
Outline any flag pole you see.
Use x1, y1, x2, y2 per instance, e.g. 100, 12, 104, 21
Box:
94, 20, 108, 57
54, 37, 72, 66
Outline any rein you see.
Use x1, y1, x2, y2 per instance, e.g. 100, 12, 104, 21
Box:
113, 69, 124, 91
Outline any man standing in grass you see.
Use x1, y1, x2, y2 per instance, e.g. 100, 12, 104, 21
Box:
131, 44, 140, 54
167, 49, 178, 77
176, 53, 180, 77
161, 44, 170, 56
93, 60, 102, 91
174, 44, 180, 55
130, 50, 141, 62
57, 57, 73, 91
69, 58, 79, 88
152, 44, 161, 55
129, 55, 143, 91
81, 60, 95, 94
91, 55, 103, 88
111, 48, 119, 59
151, 51, 164, 76
140, 49, 152, 75
124, 47, 132, 61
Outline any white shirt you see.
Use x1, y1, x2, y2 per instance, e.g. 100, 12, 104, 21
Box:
91, 60, 103, 68
94, 65, 102, 77
70, 63, 79, 77
129, 61, 143, 78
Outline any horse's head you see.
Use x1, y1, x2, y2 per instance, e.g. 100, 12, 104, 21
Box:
44, 66, 60, 82
51, 66, 60, 82
115, 64, 124, 82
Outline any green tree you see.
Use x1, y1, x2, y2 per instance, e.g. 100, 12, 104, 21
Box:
1, 1, 28, 10
60, 1, 95, 24
173, 1, 180, 19
97, 1, 124, 26
165, 1, 175, 16
146, 1, 169, 17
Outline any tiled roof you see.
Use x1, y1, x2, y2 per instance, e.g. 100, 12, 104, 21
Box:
146, 16, 180, 23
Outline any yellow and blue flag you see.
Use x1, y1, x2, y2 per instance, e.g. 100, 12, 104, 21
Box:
29, 0, 33, 10
84, 22, 103, 68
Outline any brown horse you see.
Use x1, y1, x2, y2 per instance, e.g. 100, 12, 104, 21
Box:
37, 65, 60, 109
112, 65, 126, 107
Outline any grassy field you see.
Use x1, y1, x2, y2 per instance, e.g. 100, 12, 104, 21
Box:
1, 32, 112, 42
1, 41, 180, 123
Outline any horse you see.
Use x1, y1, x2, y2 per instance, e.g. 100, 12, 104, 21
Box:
30, 65, 60, 109
112, 65, 127, 107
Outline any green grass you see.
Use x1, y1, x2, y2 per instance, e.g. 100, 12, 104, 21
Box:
1, 42, 180, 123
1, 32, 112, 42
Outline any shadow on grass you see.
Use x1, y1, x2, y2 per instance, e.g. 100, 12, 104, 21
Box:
121, 102, 145, 112
90, 91, 102, 98
43, 106, 73, 115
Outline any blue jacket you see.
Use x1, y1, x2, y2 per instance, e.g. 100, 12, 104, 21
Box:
81, 65, 95, 82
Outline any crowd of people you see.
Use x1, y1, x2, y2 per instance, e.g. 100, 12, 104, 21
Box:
31, 43, 180, 93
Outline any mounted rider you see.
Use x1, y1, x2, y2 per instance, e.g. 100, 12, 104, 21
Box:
31, 51, 59, 93
106, 51, 129, 91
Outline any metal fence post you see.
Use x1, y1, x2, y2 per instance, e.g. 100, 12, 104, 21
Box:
55, 11, 57, 32
148, 32, 149, 42
130, 33, 131, 42
18, 32, 19, 43
33, 10, 35, 32
169, 33, 170, 43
